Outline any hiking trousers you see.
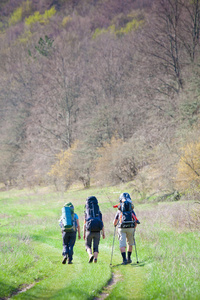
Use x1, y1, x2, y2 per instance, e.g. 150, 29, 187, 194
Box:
62, 231, 76, 260
85, 231, 100, 253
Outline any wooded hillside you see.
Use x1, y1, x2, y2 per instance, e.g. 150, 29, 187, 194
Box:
0, 0, 200, 199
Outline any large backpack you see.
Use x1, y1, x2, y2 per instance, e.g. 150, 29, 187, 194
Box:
85, 196, 103, 232
118, 200, 135, 228
62, 203, 76, 232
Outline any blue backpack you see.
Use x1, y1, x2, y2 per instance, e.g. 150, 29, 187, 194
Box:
85, 196, 103, 232
62, 203, 76, 232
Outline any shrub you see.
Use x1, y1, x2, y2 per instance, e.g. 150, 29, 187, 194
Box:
176, 140, 200, 189
48, 141, 92, 190
48, 142, 77, 189
25, 7, 56, 27
8, 0, 32, 27
94, 137, 137, 185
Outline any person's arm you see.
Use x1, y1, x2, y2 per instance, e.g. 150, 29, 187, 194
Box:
76, 218, 81, 239
101, 218, 105, 239
59, 217, 64, 232
102, 228, 105, 239
132, 212, 137, 228
83, 220, 86, 240
113, 212, 119, 227
113, 218, 118, 227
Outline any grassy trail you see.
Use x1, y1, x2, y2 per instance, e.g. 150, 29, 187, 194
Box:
1, 188, 199, 299
0, 188, 147, 300
8, 235, 114, 300
9, 237, 147, 300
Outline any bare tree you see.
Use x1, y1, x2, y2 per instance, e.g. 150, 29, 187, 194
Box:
179, 0, 200, 62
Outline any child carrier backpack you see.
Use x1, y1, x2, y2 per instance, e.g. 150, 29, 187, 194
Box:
85, 196, 103, 232
62, 203, 76, 232
119, 200, 135, 228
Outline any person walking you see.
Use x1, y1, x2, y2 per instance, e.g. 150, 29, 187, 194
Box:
83, 196, 105, 263
59, 202, 81, 264
113, 193, 138, 265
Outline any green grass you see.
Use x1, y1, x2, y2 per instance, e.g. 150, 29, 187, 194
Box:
0, 187, 199, 299
143, 231, 200, 299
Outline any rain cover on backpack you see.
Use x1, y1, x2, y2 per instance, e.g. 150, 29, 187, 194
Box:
62, 203, 75, 232
119, 200, 135, 228
85, 196, 103, 232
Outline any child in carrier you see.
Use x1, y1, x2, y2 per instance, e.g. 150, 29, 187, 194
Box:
113, 192, 140, 224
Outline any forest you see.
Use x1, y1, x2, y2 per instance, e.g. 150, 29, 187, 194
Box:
0, 0, 200, 200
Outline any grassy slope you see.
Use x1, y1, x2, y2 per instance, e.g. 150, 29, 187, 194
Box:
0, 187, 199, 299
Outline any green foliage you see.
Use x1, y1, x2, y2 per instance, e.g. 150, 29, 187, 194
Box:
8, 6, 23, 26
18, 29, 32, 43
180, 99, 200, 125
8, 0, 32, 27
27, 35, 54, 57
35, 35, 54, 56
92, 26, 115, 39
62, 15, 72, 27
25, 6, 56, 26
116, 18, 144, 36
92, 14, 144, 39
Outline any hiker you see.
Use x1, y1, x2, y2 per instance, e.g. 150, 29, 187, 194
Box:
59, 202, 81, 264
83, 196, 105, 263
113, 193, 139, 265
113, 192, 140, 224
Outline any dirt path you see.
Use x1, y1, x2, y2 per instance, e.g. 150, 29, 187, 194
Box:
6, 283, 35, 300
94, 271, 122, 300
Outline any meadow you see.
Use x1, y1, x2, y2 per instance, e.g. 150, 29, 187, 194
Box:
0, 185, 199, 300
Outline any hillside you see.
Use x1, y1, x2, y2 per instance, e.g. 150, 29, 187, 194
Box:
0, 0, 200, 199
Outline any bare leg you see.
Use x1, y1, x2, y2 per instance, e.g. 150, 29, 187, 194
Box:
120, 246, 126, 253
128, 245, 132, 252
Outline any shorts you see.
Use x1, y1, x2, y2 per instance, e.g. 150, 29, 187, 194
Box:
118, 227, 135, 248
85, 231, 100, 253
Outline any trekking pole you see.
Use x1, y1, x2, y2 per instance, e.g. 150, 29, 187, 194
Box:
133, 231, 139, 264
110, 226, 116, 266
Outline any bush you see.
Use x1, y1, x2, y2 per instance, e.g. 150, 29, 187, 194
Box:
176, 140, 200, 189
94, 137, 137, 185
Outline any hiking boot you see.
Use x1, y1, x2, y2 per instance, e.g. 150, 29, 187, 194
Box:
62, 255, 67, 264
89, 255, 94, 263
121, 260, 127, 265
127, 259, 132, 264
136, 220, 140, 224
68, 260, 73, 264
94, 258, 97, 263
